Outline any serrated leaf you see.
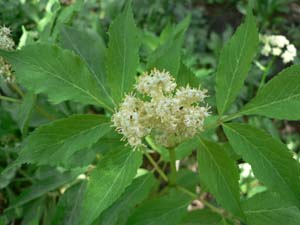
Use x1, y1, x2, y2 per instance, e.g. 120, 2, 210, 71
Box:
147, 16, 190, 76
0, 164, 20, 189
215, 11, 258, 115
223, 123, 300, 207
180, 209, 223, 225
126, 189, 191, 225
105, 2, 140, 104
78, 148, 142, 225
97, 173, 157, 225
52, 181, 87, 225
242, 191, 300, 225
60, 26, 116, 107
197, 138, 244, 219
0, 44, 114, 111
17, 114, 111, 166
240, 65, 300, 120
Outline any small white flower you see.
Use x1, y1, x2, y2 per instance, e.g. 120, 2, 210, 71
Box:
260, 34, 297, 64
272, 47, 282, 56
0, 26, 14, 80
261, 44, 271, 56
112, 69, 210, 148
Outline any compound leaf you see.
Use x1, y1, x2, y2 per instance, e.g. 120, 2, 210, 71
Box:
17, 114, 111, 166
224, 123, 300, 207
240, 65, 300, 120
216, 11, 258, 115
79, 148, 142, 225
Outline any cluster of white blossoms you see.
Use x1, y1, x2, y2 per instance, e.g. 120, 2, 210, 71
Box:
112, 69, 210, 148
0, 26, 14, 79
260, 34, 297, 64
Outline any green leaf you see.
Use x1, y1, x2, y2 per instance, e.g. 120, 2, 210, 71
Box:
215, 11, 258, 115
0, 44, 114, 111
8, 168, 82, 209
180, 209, 223, 225
197, 138, 244, 218
126, 189, 191, 225
177, 169, 199, 192
147, 16, 190, 76
176, 62, 199, 87
21, 198, 44, 225
52, 181, 87, 225
60, 26, 115, 108
17, 114, 111, 166
97, 173, 157, 225
79, 148, 142, 225
242, 191, 300, 225
223, 123, 300, 207
105, 2, 140, 104
240, 65, 300, 120
17, 92, 36, 135
146, 136, 198, 162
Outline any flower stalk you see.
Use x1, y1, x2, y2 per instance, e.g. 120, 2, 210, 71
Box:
168, 147, 177, 186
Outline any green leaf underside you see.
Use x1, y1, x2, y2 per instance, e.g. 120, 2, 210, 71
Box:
105, 2, 140, 104
197, 138, 244, 219
147, 16, 190, 77
215, 11, 258, 115
242, 191, 300, 225
60, 25, 116, 108
0, 44, 114, 111
180, 209, 223, 225
79, 148, 142, 225
17, 114, 111, 166
223, 123, 300, 207
240, 65, 300, 120
52, 181, 87, 225
126, 189, 191, 225
97, 173, 157, 225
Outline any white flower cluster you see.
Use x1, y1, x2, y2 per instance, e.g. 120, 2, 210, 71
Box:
0, 26, 14, 50
260, 34, 297, 64
0, 26, 14, 79
112, 69, 210, 148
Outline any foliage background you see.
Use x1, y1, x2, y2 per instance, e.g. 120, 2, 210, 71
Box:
1, 0, 300, 224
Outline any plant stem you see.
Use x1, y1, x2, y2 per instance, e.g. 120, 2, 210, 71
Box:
258, 57, 275, 90
35, 105, 56, 120
204, 113, 242, 131
143, 149, 168, 182
8, 82, 24, 97
0, 95, 21, 103
176, 185, 224, 215
168, 147, 177, 186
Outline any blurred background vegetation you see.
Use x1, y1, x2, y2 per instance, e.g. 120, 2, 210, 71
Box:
1, 0, 300, 223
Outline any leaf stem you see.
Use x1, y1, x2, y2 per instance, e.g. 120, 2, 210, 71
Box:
176, 185, 225, 215
168, 147, 177, 186
8, 82, 24, 97
258, 57, 275, 90
143, 149, 168, 182
204, 113, 242, 131
0, 95, 21, 103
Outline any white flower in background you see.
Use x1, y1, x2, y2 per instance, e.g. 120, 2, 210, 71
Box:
239, 163, 254, 178
259, 34, 297, 64
112, 69, 210, 149
0, 26, 14, 79
0, 26, 14, 50
282, 44, 297, 64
